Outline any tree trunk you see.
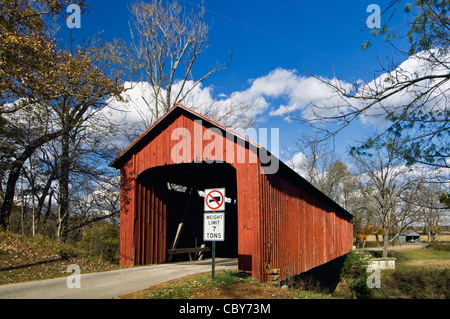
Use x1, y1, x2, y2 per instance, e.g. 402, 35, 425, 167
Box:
0, 161, 24, 231
57, 129, 70, 242
35, 168, 57, 231
383, 226, 389, 258
0, 130, 61, 230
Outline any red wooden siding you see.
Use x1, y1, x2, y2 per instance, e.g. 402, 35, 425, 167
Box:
134, 180, 167, 264
114, 106, 262, 270
257, 171, 353, 281
111, 104, 353, 282
118, 157, 135, 266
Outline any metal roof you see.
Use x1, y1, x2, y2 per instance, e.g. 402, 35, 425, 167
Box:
399, 229, 421, 236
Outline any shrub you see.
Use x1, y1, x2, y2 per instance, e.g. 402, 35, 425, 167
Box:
339, 250, 372, 298
340, 250, 370, 280
78, 223, 119, 263
426, 242, 450, 251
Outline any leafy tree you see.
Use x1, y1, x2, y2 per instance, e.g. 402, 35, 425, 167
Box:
0, 1, 126, 235
440, 192, 450, 208
297, 0, 450, 169
0, 0, 87, 113
0, 0, 85, 230
47, 42, 125, 241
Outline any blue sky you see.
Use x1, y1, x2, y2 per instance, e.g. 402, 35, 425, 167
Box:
57, 0, 412, 162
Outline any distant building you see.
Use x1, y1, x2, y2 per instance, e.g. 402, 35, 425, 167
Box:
398, 230, 421, 244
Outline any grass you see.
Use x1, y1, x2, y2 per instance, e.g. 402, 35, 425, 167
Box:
373, 268, 449, 299
362, 243, 450, 299
0, 231, 120, 285
383, 244, 450, 271
130, 270, 255, 299
122, 269, 334, 299
125, 244, 450, 300
2, 230, 449, 299
398, 245, 450, 260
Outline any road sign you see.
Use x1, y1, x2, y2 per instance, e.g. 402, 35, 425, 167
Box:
204, 188, 225, 212
203, 212, 225, 241
203, 188, 226, 281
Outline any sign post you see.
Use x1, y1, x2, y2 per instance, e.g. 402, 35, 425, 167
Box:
203, 188, 225, 281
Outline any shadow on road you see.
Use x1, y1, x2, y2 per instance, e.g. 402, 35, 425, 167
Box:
177, 257, 238, 267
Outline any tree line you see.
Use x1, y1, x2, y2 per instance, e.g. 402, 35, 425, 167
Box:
285, 0, 450, 257
1, 0, 449, 259
288, 136, 448, 257
0, 0, 247, 243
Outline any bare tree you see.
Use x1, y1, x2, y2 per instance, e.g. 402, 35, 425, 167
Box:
129, 0, 231, 121
405, 180, 449, 242
286, 138, 334, 187
352, 145, 421, 257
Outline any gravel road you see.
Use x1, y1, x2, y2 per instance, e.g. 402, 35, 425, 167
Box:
360, 244, 427, 251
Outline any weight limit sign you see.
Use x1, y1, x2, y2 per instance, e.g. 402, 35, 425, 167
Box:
203, 212, 225, 241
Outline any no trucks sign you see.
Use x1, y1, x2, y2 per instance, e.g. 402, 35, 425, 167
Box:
204, 188, 225, 212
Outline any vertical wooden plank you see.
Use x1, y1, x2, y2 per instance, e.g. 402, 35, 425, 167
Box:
259, 174, 266, 282
307, 195, 314, 271
161, 186, 167, 263
134, 181, 141, 265
119, 160, 135, 266
157, 185, 164, 263
141, 182, 146, 265
252, 161, 261, 281
151, 183, 157, 264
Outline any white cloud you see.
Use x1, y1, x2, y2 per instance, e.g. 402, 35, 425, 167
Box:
263, 50, 450, 130
102, 68, 356, 139
101, 49, 450, 150
244, 68, 355, 121
288, 151, 309, 177
353, 49, 450, 127
102, 78, 268, 139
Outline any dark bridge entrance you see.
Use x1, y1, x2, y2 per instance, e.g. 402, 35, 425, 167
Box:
135, 162, 238, 263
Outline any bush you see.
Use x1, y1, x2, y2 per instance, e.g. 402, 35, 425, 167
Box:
368, 250, 407, 261
426, 242, 450, 251
340, 250, 370, 280
78, 223, 119, 263
338, 250, 372, 298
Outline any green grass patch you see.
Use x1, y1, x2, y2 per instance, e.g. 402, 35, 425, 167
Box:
399, 247, 450, 260
364, 246, 450, 298
373, 268, 450, 299
129, 269, 334, 299
135, 270, 257, 299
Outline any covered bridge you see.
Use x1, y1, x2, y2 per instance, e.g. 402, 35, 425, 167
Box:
109, 104, 353, 282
